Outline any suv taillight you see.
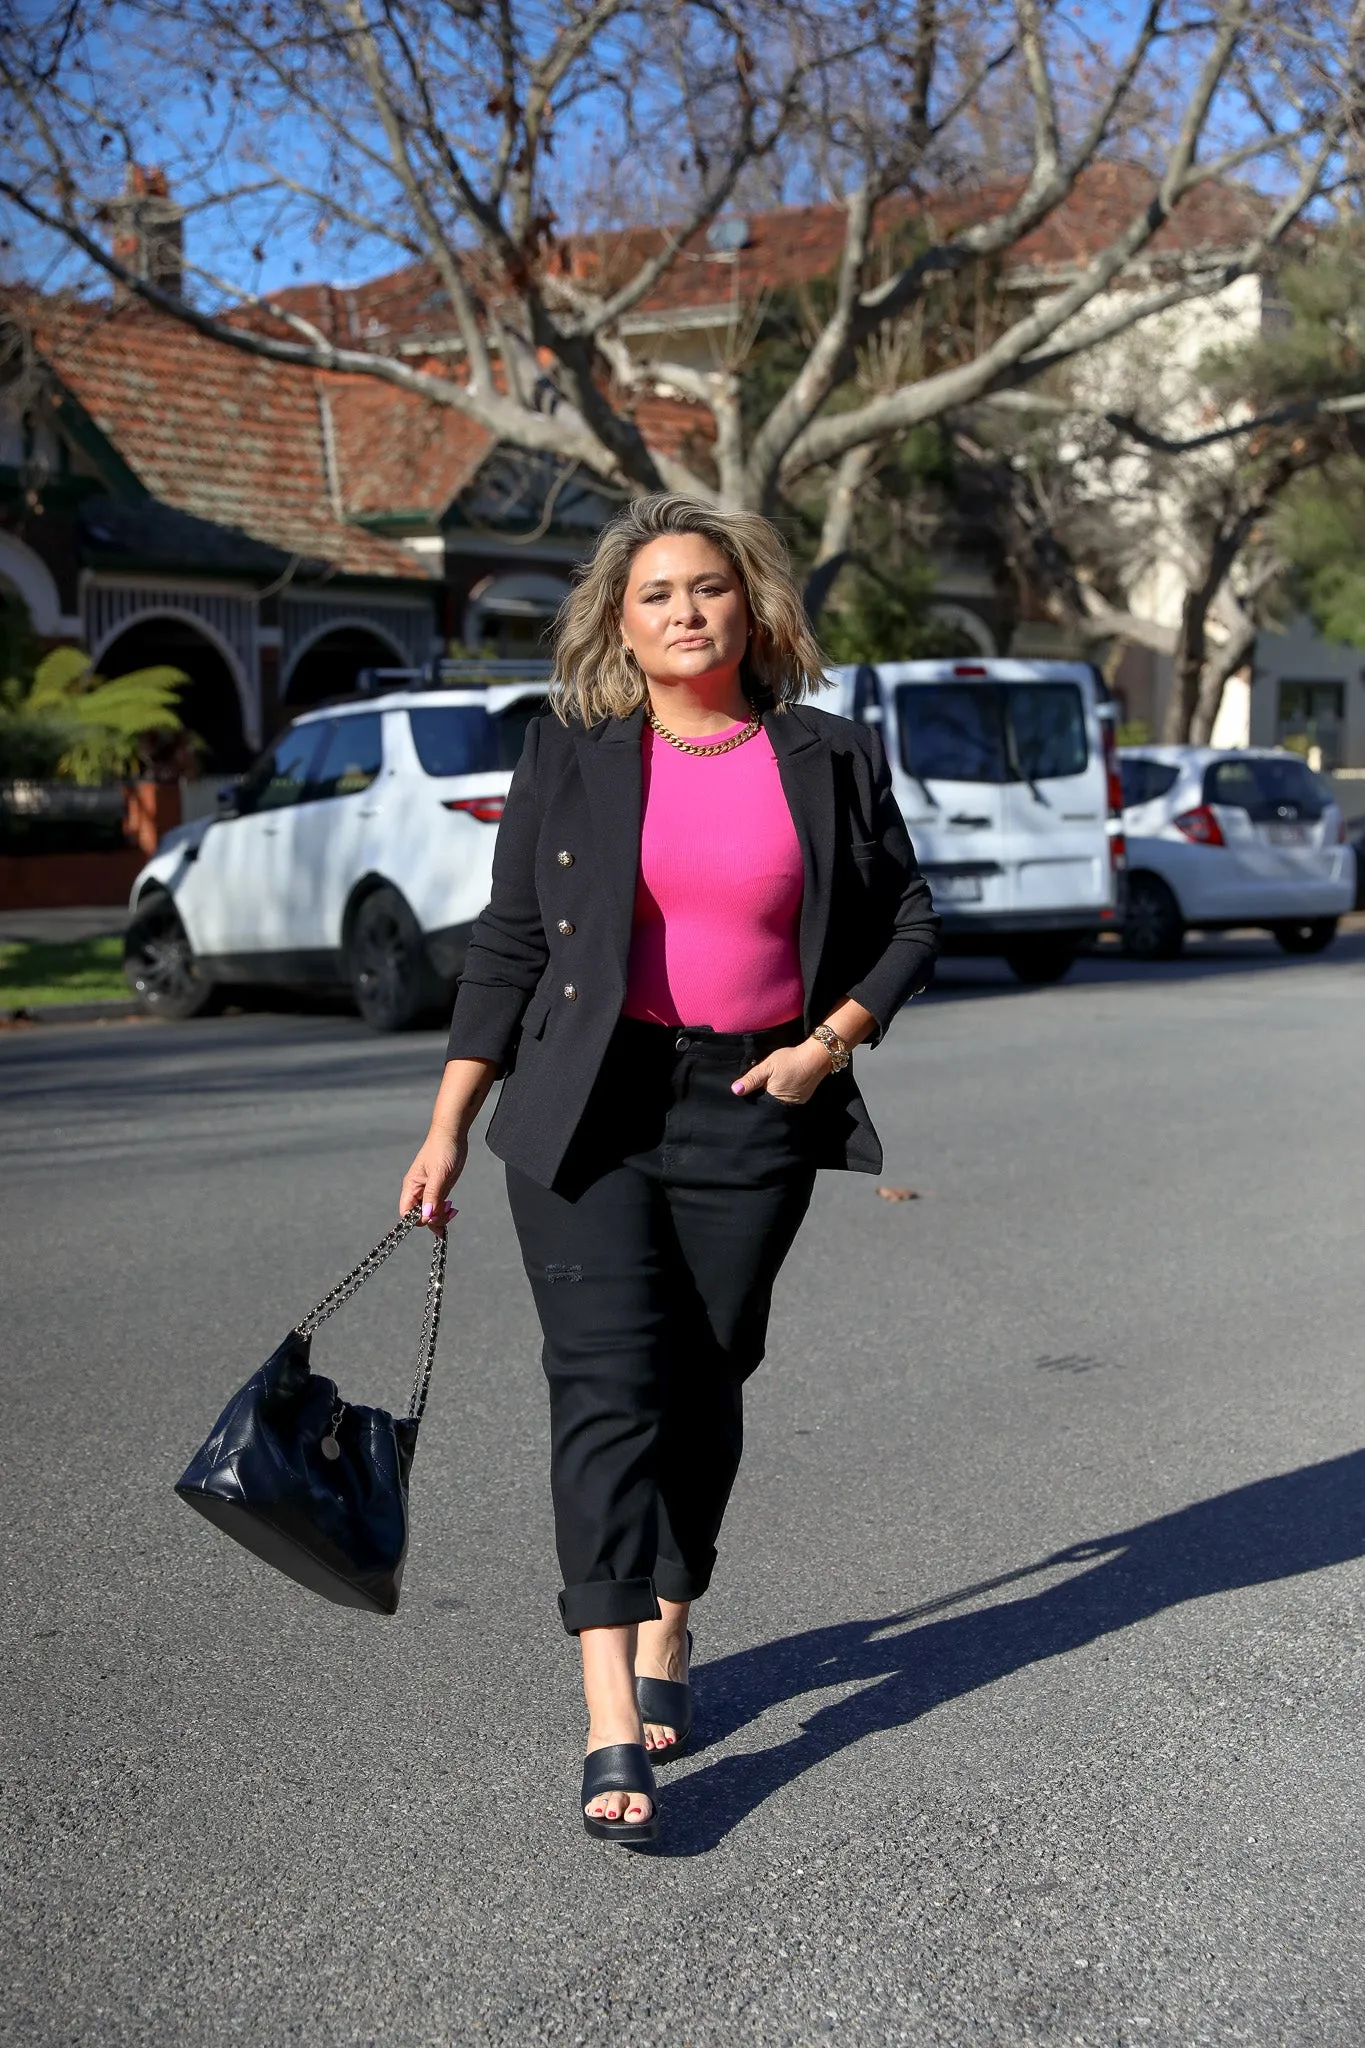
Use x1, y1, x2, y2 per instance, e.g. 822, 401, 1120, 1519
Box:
443, 796, 506, 824
1173, 805, 1225, 846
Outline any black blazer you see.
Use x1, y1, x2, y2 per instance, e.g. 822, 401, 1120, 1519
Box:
446, 700, 940, 1189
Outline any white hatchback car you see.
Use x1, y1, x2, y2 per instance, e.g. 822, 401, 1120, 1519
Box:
1118, 746, 1356, 959
124, 682, 546, 1028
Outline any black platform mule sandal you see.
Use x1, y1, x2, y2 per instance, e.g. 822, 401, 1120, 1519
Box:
635, 1631, 694, 1762
581, 1744, 660, 1843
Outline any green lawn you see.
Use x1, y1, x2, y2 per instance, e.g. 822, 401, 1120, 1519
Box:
0, 936, 130, 1007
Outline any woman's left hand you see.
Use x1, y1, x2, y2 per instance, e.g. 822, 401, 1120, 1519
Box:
731, 1039, 833, 1105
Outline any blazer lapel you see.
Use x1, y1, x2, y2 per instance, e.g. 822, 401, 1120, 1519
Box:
573, 705, 645, 987
765, 706, 835, 1016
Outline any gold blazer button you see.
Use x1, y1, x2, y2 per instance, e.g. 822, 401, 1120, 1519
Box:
557, 919, 575, 936
563, 983, 578, 1001
557, 850, 575, 867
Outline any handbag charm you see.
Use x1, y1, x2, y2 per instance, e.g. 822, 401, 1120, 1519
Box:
174, 1212, 446, 1615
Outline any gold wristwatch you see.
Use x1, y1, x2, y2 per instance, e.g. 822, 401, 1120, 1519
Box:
812, 1024, 851, 1074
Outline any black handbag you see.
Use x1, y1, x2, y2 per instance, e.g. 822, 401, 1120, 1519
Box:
175, 1212, 446, 1615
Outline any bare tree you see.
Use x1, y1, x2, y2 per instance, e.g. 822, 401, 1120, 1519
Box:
955, 402, 1325, 741
956, 214, 1365, 740
0, 0, 1359, 521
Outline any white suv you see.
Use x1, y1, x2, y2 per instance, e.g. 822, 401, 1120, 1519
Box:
1119, 745, 1356, 959
123, 682, 547, 1028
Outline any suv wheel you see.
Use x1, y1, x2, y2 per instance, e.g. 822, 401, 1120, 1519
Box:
123, 892, 219, 1019
1272, 917, 1338, 955
348, 886, 436, 1031
1123, 874, 1184, 961
1004, 938, 1080, 986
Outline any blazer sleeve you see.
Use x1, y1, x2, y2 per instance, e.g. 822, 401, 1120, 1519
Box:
845, 724, 940, 1041
444, 715, 550, 1068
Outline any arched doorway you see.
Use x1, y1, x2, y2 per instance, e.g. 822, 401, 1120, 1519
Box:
283, 625, 406, 711
99, 616, 250, 774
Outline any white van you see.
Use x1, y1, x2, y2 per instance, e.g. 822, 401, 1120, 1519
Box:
831, 659, 1124, 982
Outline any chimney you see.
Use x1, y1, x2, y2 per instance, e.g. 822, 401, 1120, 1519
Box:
102, 166, 184, 299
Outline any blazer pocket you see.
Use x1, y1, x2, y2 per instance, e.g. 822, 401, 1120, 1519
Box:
520, 992, 552, 1042
850, 839, 881, 873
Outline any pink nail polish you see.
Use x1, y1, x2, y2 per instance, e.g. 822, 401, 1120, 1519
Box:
421, 1203, 432, 1221
731, 1081, 744, 1095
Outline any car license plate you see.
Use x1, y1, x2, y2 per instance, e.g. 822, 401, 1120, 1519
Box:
931, 873, 983, 903
1266, 823, 1309, 846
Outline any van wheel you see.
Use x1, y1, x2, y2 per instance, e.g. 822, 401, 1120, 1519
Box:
1272, 917, 1338, 955
1004, 938, 1080, 986
1123, 874, 1184, 961
348, 886, 436, 1031
123, 892, 220, 1019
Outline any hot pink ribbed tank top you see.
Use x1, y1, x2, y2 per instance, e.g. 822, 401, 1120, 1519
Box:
622, 719, 805, 1031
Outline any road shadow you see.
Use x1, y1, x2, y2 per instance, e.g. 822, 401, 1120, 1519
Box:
648, 1450, 1365, 1857
922, 925, 1365, 1003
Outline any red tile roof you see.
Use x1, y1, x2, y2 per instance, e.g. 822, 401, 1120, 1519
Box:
29, 299, 455, 578
269, 162, 1276, 346
325, 369, 492, 516
563, 164, 1276, 317
17, 162, 1275, 559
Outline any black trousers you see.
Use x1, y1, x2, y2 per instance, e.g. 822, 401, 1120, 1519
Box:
506, 1016, 818, 1633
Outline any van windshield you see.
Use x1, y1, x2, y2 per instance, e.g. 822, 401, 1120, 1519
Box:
894, 682, 1088, 785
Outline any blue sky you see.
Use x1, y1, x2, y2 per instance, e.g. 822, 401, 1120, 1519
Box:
7, 0, 1307, 308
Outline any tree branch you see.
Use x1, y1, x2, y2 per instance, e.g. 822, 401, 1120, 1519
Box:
0, 175, 641, 480
780, 75, 1334, 487
338, 0, 496, 394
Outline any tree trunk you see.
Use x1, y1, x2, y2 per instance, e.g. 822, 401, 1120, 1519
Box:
1162, 586, 1210, 742
802, 444, 877, 622
1189, 627, 1257, 746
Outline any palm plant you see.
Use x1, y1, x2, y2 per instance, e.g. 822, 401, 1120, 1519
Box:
1, 647, 190, 784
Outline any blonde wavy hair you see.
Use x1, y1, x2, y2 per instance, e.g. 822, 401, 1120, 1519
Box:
550, 493, 828, 725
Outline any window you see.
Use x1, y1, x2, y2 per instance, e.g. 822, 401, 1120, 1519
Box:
850, 665, 882, 723
896, 684, 1009, 783
409, 701, 542, 775
306, 714, 383, 800
490, 696, 548, 766
236, 723, 324, 814
1204, 756, 1327, 822
1119, 758, 1180, 808
1010, 684, 1088, 780
1277, 682, 1344, 771
894, 682, 1088, 785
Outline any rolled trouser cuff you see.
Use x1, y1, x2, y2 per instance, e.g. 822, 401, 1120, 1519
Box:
558, 1576, 660, 1634
653, 1551, 715, 1604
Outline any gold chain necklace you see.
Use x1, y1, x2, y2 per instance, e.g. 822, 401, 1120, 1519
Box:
645, 704, 761, 757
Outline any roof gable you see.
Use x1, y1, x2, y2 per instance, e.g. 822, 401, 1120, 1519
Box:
23, 299, 444, 579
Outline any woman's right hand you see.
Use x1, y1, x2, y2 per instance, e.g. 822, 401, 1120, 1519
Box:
399, 1128, 466, 1234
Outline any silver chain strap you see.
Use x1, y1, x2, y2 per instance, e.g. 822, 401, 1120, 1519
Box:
294, 1211, 447, 1425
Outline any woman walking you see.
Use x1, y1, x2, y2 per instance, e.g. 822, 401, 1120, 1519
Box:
401, 494, 938, 1841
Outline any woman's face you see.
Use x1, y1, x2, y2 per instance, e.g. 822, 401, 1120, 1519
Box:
619, 533, 750, 689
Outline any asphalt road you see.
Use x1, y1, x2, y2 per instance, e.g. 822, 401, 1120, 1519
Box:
3, 935, 1365, 2048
